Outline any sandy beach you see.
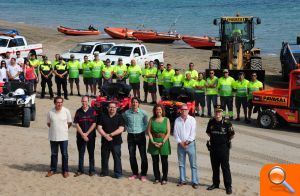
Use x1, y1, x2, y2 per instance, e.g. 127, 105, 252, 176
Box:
0, 20, 299, 196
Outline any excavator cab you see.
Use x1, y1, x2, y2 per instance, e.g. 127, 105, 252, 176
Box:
208, 14, 264, 82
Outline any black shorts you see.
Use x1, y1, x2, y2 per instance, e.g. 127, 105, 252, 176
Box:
69, 78, 79, 84
195, 93, 206, 107
92, 78, 102, 87
143, 81, 148, 93
130, 82, 140, 90
235, 96, 248, 109
148, 83, 157, 93
248, 99, 253, 109
83, 78, 92, 85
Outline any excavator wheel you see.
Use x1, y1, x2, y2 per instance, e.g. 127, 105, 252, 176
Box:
209, 57, 221, 69
250, 56, 262, 70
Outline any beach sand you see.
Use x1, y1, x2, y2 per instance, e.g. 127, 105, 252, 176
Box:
0, 20, 299, 196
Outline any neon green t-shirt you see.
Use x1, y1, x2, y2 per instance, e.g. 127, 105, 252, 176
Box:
146, 67, 158, 83
194, 79, 206, 93
185, 69, 198, 79
29, 59, 40, 75
162, 69, 175, 89
206, 76, 218, 95
183, 79, 196, 89
157, 69, 164, 85
248, 80, 263, 99
102, 66, 114, 79
142, 67, 149, 82
171, 74, 183, 87
90, 60, 104, 78
67, 60, 80, 78
128, 65, 142, 83
218, 76, 235, 96
114, 64, 127, 78
82, 61, 92, 78
234, 79, 249, 97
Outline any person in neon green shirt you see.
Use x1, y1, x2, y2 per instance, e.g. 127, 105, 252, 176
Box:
206, 70, 218, 117
114, 57, 127, 84
146, 61, 158, 104
142, 61, 149, 103
67, 54, 81, 96
218, 69, 235, 120
171, 69, 183, 87
29, 53, 40, 92
183, 73, 196, 89
185, 62, 198, 80
162, 63, 175, 96
90, 52, 104, 97
233, 72, 249, 122
81, 55, 92, 96
128, 59, 142, 99
157, 62, 165, 97
102, 58, 114, 85
194, 72, 206, 117
247, 72, 263, 123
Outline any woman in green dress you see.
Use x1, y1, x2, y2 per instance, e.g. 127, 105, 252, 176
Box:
147, 104, 171, 185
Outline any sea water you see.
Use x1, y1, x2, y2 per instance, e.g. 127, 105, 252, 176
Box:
0, 0, 299, 55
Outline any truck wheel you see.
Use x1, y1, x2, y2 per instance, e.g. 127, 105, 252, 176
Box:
31, 104, 36, 121
22, 108, 31, 127
257, 110, 277, 129
250, 57, 262, 70
209, 57, 221, 69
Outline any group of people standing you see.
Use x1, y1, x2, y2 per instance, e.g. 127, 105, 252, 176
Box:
1, 50, 263, 123
46, 96, 235, 194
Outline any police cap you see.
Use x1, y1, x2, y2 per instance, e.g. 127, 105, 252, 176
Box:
215, 105, 223, 112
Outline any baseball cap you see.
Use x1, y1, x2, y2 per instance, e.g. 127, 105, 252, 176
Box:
215, 105, 223, 112
118, 57, 122, 61
223, 69, 229, 73
94, 51, 99, 56
70, 54, 75, 58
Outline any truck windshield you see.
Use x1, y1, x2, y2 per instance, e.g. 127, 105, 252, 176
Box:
70, 44, 93, 53
0, 39, 9, 47
106, 46, 132, 57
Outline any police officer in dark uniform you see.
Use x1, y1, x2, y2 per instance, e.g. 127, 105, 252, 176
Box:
40, 56, 54, 99
54, 57, 69, 100
206, 105, 235, 195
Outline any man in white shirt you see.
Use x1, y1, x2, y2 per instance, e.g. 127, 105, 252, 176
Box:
15, 51, 24, 67
46, 96, 72, 178
7, 58, 22, 81
173, 104, 199, 189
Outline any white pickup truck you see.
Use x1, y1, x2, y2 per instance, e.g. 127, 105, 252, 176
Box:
100, 44, 164, 66
61, 42, 115, 62
0, 35, 43, 57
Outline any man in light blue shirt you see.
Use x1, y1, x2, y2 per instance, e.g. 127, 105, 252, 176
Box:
123, 97, 148, 181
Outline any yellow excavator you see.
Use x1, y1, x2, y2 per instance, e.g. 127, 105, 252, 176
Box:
208, 14, 265, 81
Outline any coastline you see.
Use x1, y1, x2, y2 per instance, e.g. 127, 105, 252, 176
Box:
0, 19, 297, 196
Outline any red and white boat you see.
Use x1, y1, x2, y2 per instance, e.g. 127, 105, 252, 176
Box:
104, 27, 135, 39
181, 35, 219, 50
132, 31, 181, 44
57, 26, 100, 36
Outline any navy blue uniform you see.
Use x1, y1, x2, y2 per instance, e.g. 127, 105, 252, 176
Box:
206, 118, 235, 189
73, 107, 96, 174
